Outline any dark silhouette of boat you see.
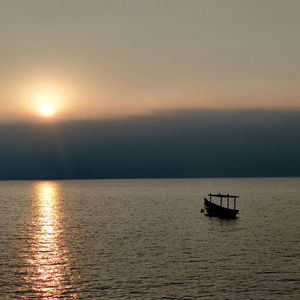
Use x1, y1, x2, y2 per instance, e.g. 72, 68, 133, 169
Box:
202, 193, 239, 219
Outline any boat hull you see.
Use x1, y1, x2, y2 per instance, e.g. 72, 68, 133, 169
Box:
203, 198, 239, 219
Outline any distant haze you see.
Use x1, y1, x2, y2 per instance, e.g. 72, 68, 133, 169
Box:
1, 110, 300, 180
1, 0, 300, 120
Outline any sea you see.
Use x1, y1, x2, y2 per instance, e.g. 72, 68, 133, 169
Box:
0, 178, 299, 299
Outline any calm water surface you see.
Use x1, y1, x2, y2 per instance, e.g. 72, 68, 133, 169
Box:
0, 178, 299, 299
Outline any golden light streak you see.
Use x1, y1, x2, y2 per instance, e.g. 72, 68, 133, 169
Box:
24, 182, 77, 299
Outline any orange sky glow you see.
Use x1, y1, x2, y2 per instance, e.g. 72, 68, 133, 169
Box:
1, 1, 300, 121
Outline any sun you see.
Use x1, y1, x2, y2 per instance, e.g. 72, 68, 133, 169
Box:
34, 90, 61, 118
24, 82, 68, 119
39, 102, 56, 117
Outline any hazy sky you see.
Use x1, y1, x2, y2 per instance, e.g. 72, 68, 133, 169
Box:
1, 0, 300, 120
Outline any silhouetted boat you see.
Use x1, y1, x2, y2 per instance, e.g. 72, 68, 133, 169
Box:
202, 193, 239, 219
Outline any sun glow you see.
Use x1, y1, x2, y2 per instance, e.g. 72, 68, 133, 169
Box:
19, 79, 73, 120
39, 102, 56, 117
34, 90, 61, 118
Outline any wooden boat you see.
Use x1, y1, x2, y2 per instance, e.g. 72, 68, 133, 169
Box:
202, 193, 239, 219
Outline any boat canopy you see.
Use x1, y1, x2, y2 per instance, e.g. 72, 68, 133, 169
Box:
208, 193, 239, 199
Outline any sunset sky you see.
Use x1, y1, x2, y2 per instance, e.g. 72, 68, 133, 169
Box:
1, 0, 300, 121
1, 1, 300, 179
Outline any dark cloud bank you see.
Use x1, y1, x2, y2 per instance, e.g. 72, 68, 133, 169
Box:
1, 110, 300, 180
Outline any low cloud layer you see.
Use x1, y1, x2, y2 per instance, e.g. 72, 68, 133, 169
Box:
1, 110, 300, 180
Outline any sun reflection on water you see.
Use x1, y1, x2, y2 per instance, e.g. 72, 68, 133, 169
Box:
25, 182, 76, 299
